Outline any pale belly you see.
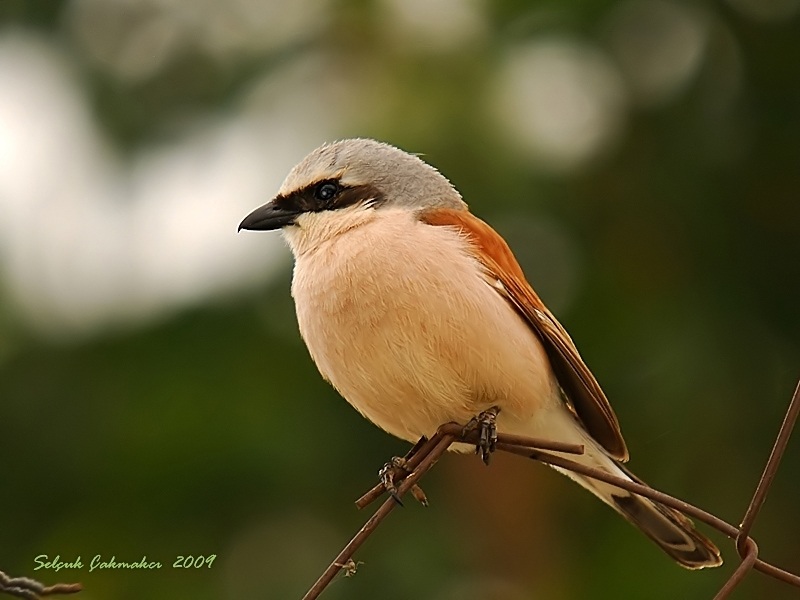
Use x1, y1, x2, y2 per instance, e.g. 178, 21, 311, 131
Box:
289, 212, 558, 443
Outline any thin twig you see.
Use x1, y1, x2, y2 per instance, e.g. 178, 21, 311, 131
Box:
722, 378, 800, 598
355, 428, 584, 510
519, 449, 800, 588
355, 433, 450, 509
0, 571, 82, 600
712, 538, 758, 600
302, 432, 456, 600
437, 423, 586, 455
302, 380, 800, 600
737, 380, 800, 553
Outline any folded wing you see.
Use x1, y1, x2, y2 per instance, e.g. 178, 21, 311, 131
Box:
419, 207, 629, 461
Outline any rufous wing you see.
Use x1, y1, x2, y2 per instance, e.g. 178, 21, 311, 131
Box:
419, 207, 629, 462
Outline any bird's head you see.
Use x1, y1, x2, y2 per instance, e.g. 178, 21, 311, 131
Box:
238, 139, 466, 239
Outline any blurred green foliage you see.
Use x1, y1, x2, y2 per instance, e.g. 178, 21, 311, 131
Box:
1, 1, 799, 599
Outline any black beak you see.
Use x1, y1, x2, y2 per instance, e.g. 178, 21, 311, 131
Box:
238, 201, 300, 231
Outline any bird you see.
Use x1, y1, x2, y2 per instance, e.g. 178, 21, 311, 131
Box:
239, 138, 722, 569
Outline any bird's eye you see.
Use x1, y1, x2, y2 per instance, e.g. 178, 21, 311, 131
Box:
314, 182, 339, 202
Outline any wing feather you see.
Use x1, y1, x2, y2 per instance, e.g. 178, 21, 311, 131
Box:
420, 207, 629, 461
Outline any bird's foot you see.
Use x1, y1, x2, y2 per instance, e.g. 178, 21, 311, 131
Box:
379, 456, 410, 506
378, 440, 429, 506
463, 406, 500, 465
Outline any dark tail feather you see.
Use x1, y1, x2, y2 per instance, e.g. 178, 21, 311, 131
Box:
550, 431, 722, 569
609, 485, 722, 569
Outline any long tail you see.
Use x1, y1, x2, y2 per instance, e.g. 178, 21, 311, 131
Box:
543, 418, 722, 569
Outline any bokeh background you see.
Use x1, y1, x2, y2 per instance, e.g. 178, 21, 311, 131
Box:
1, 0, 799, 599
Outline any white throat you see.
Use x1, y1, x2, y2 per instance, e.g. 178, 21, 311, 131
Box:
282, 204, 378, 257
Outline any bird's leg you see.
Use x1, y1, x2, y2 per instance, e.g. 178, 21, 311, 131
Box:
463, 406, 500, 465
379, 456, 410, 506
378, 436, 429, 506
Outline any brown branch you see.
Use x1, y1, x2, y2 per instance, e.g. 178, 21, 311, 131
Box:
522, 450, 800, 590
303, 379, 800, 600
713, 538, 758, 600
302, 432, 457, 600
0, 571, 81, 600
736, 379, 800, 553
354, 427, 584, 509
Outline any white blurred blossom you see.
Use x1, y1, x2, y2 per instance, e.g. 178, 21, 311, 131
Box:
0, 33, 338, 337
379, 0, 487, 52
603, 0, 709, 107
65, 0, 333, 82
492, 38, 627, 173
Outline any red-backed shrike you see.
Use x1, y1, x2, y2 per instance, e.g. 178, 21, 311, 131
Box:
239, 138, 722, 569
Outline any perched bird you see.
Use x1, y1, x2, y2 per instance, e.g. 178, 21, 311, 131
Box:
239, 138, 722, 569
